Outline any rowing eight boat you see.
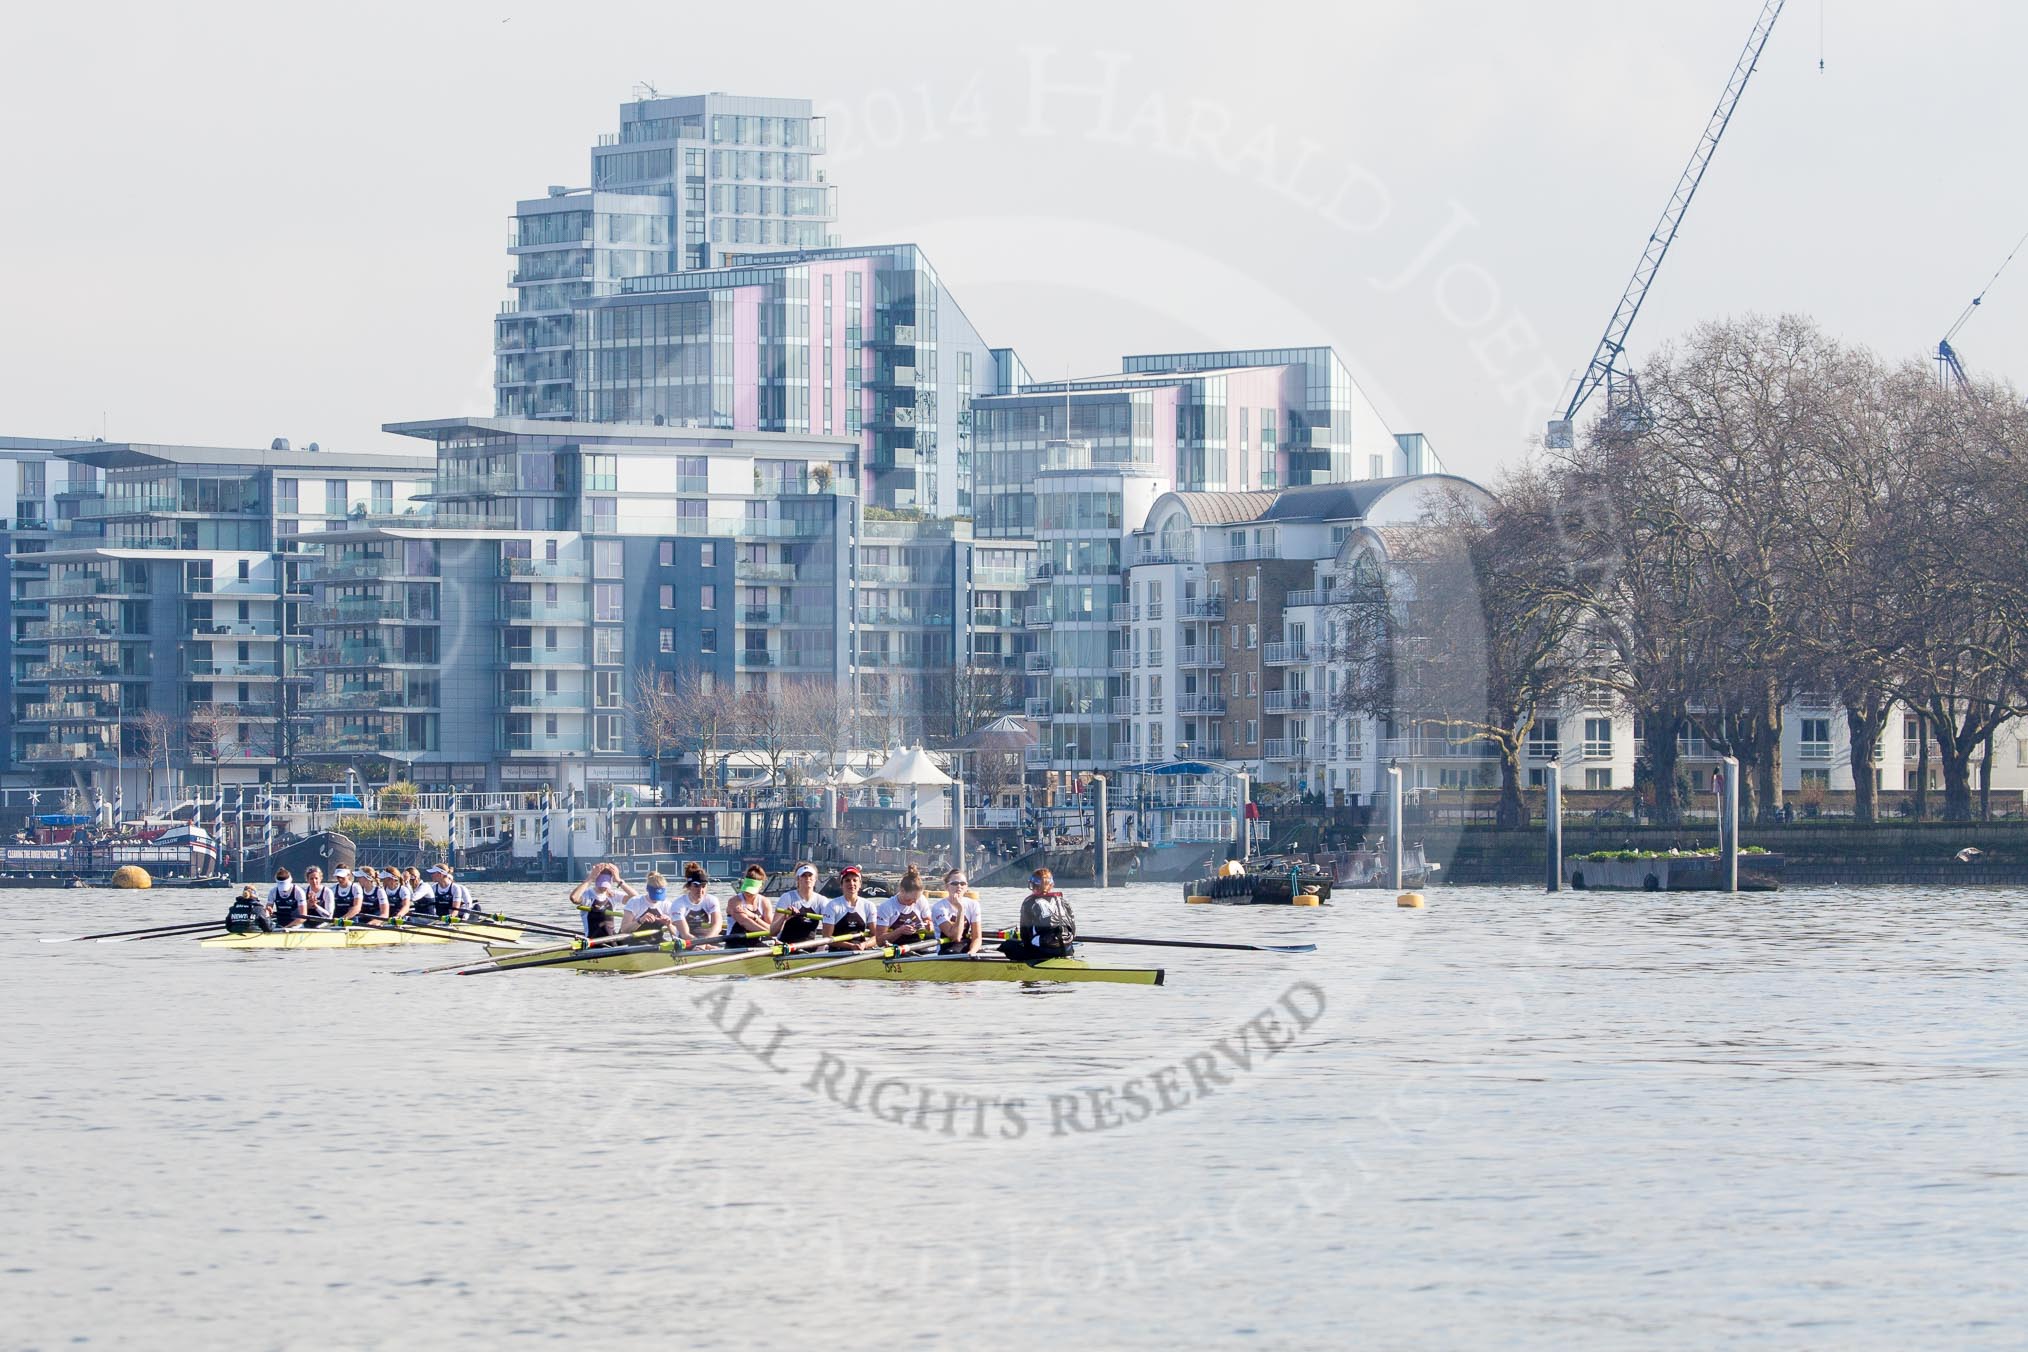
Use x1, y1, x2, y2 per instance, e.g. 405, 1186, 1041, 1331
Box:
482, 943, 1163, 985
201, 919, 531, 950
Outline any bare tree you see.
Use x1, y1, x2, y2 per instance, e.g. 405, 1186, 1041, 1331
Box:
661, 666, 738, 799
631, 667, 685, 794
740, 677, 837, 798
1331, 468, 1587, 829
130, 709, 177, 811
184, 704, 238, 791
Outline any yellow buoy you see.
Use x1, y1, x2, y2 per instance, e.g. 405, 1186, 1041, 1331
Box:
1396, 891, 1424, 908
1186, 894, 1214, 905
111, 865, 153, 890
1292, 892, 1322, 907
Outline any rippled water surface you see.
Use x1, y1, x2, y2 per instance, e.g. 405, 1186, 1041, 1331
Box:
3, 882, 2025, 1350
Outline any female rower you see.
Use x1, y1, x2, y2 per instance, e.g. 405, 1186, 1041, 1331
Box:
331, 868, 369, 923
621, 870, 674, 936
673, 862, 724, 945
1002, 867, 1077, 962
933, 867, 983, 955
383, 868, 413, 923
773, 862, 826, 944
874, 867, 937, 947
297, 866, 336, 929
821, 865, 876, 950
571, 860, 635, 938
267, 867, 308, 928
724, 863, 774, 948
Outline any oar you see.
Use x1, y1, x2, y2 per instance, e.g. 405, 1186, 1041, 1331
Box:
747, 939, 939, 981
102, 924, 230, 944
469, 911, 583, 939
44, 919, 222, 944
987, 930, 1316, 955
411, 925, 675, 977
623, 933, 836, 980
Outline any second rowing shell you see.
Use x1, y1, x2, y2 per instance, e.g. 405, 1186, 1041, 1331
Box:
484, 945, 1164, 985
201, 920, 531, 950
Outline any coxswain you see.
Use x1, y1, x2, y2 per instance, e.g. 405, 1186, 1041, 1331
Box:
297, 866, 337, 929
933, 867, 982, 955
570, 861, 635, 938
267, 867, 309, 928
227, 881, 276, 934
724, 863, 774, 948
874, 866, 936, 946
821, 865, 876, 950
620, 870, 674, 937
772, 862, 826, 944
1001, 867, 1077, 962
673, 862, 723, 944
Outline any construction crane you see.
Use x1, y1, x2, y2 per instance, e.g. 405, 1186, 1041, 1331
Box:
1547, 0, 1787, 449
1937, 227, 2028, 393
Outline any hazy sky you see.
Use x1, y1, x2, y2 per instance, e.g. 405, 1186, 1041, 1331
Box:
5, 0, 2023, 482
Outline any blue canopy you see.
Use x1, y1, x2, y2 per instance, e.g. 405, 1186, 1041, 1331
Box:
330, 794, 365, 809
36, 813, 93, 826
1114, 760, 1223, 777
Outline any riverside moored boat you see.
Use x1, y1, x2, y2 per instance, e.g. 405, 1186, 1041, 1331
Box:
482, 943, 1164, 984
1183, 861, 1334, 905
201, 919, 531, 950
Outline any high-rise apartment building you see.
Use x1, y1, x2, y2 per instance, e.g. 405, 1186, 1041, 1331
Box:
572, 244, 1015, 515
496, 93, 839, 421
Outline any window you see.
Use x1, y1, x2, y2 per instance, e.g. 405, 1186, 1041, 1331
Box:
1800, 768, 1831, 789
701, 628, 717, 653
700, 543, 716, 568
1583, 717, 1613, 759
371, 480, 393, 515
660, 585, 675, 610
660, 628, 675, 652
594, 583, 623, 621
1799, 717, 1832, 760
545, 714, 559, 738
1528, 717, 1560, 759
700, 585, 716, 611
1246, 624, 1258, 649
595, 671, 621, 707
1245, 719, 1258, 745
276, 479, 297, 514
236, 559, 250, 581
1584, 768, 1612, 790
593, 540, 623, 577
659, 541, 675, 566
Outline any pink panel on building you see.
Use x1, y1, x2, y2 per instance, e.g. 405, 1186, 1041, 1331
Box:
732, 286, 762, 429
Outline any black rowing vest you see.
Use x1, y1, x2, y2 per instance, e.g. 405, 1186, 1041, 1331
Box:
267, 883, 306, 921
831, 906, 868, 940
1014, 891, 1076, 957
333, 883, 365, 914
778, 905, 822, 944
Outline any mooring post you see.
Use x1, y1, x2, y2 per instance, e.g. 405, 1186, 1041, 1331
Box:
1094, 775, 1109, 888
1387, 765, 1404, 892
1234, 772, 1251, 859
1546, 762, 1564, 892
952, 776, 967, 879
1721, 755, 1740, 893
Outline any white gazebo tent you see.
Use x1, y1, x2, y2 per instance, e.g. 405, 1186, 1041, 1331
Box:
869, 747, 954, 834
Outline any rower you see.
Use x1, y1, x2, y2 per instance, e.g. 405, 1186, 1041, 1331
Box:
331, 868, 368, 923
419, 864, 473, 922
821, 865, 876, 951
772, 862, 826, 944
724, 863, 774, 949
933, 867, 982, 955
1001, 867, 1077, 963
227, 882, 276, 934
299, 866, 336, 929
571, 861, 635, 938
620, 870, 674, 936
874, 866, 936, 947
382, 868, 413, 923
674, 862, 724, 945
266, 867, 309, 929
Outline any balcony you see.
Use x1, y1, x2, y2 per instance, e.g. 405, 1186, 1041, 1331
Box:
304, 646, 392, 669
1798, 743, 1833, 761
297, 732, 410, 755
25, 660, 122, 680
737, 650, 776, 668
1025, 651, 1054, 673
504, 690, 587, 711
504, 734, 586, 755
1144, 601, 1164, 621
1110, 602, 1138, 623
1262, 641, 1310, 666
187, 577, 285, 597
79, 494, 182, 519
1179, 597, 1224, 620
1025, 697, 1053, 719
22, 740, 111, 762
303, 599, 415, 625
1024, 747, 1051, 767
1381, 736, 1497, 760
1176, 694, 1227, 715
300, 689, 390, 712
188, 660, 281, 679
190, 623, 280, 641
20, 700, 117, 722
736, 562, 799, 583
1262, 690, 1314, 713
310, 556, 410, 584
24, 619, 113, 640
502, 647, 589, 667
1177, 649, 1226, 670
41, 577, 118, 599
1110, 649, 1134, 671
1023, 604, 1053, 628
1284, 587, 1353, 609
501, 557, 588, 579
1262, 739, 1310, 763
506, 600, 591, 623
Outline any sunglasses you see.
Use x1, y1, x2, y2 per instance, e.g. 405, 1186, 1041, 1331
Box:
685, 879, 706, 887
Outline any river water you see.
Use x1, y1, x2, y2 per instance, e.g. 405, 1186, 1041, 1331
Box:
2, 882, 2024, 1350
